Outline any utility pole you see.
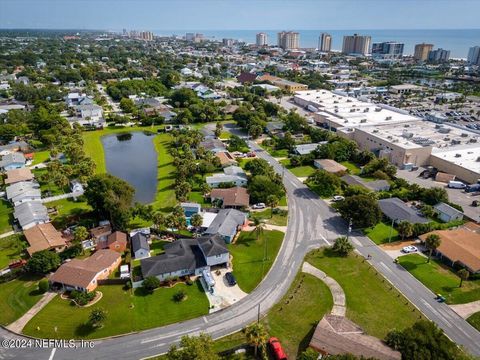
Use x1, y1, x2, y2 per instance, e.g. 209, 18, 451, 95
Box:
257, 303, 260, 323
346, 218, 352, 240
388, 217, 395, 243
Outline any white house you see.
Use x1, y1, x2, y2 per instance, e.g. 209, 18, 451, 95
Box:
434, 202, 464, 223
131, 233, 150, 259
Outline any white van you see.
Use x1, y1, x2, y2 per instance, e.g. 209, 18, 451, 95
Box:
448, 180, 466, 189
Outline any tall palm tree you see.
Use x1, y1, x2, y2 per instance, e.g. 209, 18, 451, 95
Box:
425, 233, 441, 263
152, 212, 165, 230
245, 322, 268, 358
457, 268, 469, 288
252, 217, 266, 242
397, 221, 414, 241
266, 195, 279, 219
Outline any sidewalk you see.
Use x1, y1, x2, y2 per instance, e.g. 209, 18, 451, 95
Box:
450, 300, 480, 319
7, 292, 57, 333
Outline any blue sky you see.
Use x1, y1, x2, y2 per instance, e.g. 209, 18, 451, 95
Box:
1, 0, 479, 30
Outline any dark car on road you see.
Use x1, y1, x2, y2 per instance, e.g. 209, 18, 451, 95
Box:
225, 272, 237, 286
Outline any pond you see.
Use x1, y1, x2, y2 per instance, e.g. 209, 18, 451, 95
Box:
101, 132, 158, 204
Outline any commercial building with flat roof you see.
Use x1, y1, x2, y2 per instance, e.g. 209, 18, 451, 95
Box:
372, 42, 404, 60
430, 146, 480, 184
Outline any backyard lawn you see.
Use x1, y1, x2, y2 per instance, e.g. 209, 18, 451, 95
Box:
340, 161, 362, 175
280, 159, 316, 178
0, 234, 28, 269
0, 199, 13, 234
250, 209, 288, 226
260, 143, 289, 158
364, 222, 399, 245
0, 274, 44, 325
228, 230, 284, 293
150, 240, 170, 256
45, 198, 92, 218
263, 272, 333, 358
23, 281, 209, 339
467, 311, 480, 332
32, 150, 50, 165
397, 254, 480, 304
305, 249, 422, 339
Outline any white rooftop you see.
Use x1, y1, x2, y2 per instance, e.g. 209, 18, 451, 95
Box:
431, 145, 480, 175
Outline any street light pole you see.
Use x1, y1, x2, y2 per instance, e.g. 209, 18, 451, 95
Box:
346, 218, 352, 240
388, 217, 395, 243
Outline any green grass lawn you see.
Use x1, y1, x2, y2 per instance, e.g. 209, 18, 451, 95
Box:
219, 131, 231, 140
263, 272, 333, 358
364, 222, 399, 245
0, 199, 13, 234
45, 198, 92, 218
0, 274, 44, 325
467, 311, 480, 332
32, 150, 50, 165
305, 249, 422, 338
279, 159, 316, 178
340, 161, 362, 175
32, 168, 67, 197
23, 281, 209, 339
397, 254, 480, 304
150, 240, 169, 256
251, 209, 288, 226
0, 234, 28, 269
228, 230, 284, 293
260, 143, 289, 158
278, 195, 287, 207
188, 191, 208, 206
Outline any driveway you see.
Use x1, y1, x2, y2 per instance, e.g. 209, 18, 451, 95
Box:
380, 240, 427, 259
203, 267, 247, 313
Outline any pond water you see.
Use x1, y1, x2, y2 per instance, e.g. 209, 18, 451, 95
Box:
101, 132, 158, 204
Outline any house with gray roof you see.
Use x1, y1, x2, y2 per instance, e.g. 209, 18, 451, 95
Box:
204, 208, 247, 243
294, 142, 327, 155
434, 202, 463, 223
13, 201, 50, 230
131, 233, 150, 259
341, 175, 390, 192
0, 152, 26, 171
378, 198, 429, 224
206, 165, 248, 188
200, 138, 226, 153
6, 181, 41, 205
140, 234, 229, 282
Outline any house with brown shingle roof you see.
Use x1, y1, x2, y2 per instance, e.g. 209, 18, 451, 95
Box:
215, 151, 238, 168
210, 187, 250, 209
419, 228, 480, 273
96, 231, 127, 253
314, 159, 348, 174
4, 167, 34, 185
49, 249, 121, 293
89, 224, 112, 244
24, 223, 67, 256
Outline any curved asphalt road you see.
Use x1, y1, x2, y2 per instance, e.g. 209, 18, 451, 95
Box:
1, 129, 479, 359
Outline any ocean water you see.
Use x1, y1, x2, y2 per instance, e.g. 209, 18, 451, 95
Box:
153, 29, 480, 58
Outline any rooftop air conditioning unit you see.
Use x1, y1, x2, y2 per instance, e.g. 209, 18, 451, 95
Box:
470, 138, 478, 143
461, 133, 468, 138
375, 108, 382, 112
363, 108, 369, 112
404, 124, 410, 127
451, 139, 461, 145
334, 101, 339, 103
373, 129, 379, 133
476, 157, 480, 162
360, 119, 367, 123
385, 116, 392, 120
455, 154, 461, 158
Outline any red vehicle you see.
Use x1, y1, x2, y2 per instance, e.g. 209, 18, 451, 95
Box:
268, 337, 287, 360
9, 259, 26, 269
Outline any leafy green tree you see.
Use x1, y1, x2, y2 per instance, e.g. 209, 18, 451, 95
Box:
88, 308, 107, 328
170, 88, 198, 108
227, 135, 248, 152
190, 213, 203, 228
73, 226, 89, 244
332, 236, 354, 257
38, 279, 49, 293
397, 221, 414, 241
143, 276, 161, 293
334, 195, 382, 228
245, 322, 268, 358
299, 348, 320, 360
152, 211, 166, 230
245, 158, 275, 178
457, 268, 469, 288
26, 250, 61, 274
248, 175, 285, 204
119, 98, 136, 113
306, 169, 341, 197
425, 233, 441, 263
173, 290, 187, 302
214, 121, 223, 138
420, 187, 449, 206
166, 334, 219, 360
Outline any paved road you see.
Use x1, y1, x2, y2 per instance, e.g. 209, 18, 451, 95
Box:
2, 126, 479, 359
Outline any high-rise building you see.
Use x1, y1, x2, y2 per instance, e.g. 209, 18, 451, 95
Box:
318, 33, 332, 52
139, 31, 154, 41
467, 46, 480, 66
371, 42, 404, 60
428, 48, 451, 63
277, 31, 300, 50
342, 34, 371, 55
185, 33, 195, 42
256, 32, 268, 46
414, 43, 434, 61
222, 38, 234, 47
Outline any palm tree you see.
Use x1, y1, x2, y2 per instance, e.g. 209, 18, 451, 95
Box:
73, 226, 89, 244
152, 212, 165, 230
397, 221, 414, 241
245, 322, 268, 358
190, 213, 203, 230
457, 268, 469, 288
425, 233, 441, 263
88, 308, 107, 328
266, 195, 279, 219
252, 217, 266, 241
332, 236, 354, 257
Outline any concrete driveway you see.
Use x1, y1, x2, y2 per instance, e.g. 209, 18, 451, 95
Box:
204, 267, 247, 313
381, 240, 427, 259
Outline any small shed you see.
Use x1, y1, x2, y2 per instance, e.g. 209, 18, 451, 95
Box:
434, 202, 463, 223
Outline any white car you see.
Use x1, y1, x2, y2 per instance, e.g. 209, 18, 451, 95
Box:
332, 195, 345, 202
252, 203, 266, 209
402, 245, 418, 253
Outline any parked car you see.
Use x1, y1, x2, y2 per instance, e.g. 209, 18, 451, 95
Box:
332, 195, 345, 202
252, 203, 266, 209
448, 180, 466, 189
225, 272, 237, 286
402, 245, 418, 253
268, 337, 287, 360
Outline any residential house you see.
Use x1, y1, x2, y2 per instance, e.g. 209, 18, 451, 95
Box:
199, 139, 226, 153
204, 208, 247, 243
49, 249, 121, 292
341, 175, 391, 192
0, 152, 26, 171
13, 202, 50, 230
265, 121, 285, 137
309, 314, 401, 360
210, 187, 250, 209
434, 203, 464, 223
216, 151, 238, 168
24, 223, 67, 256
6, 181, 42, 205
90, 224, 112, 245
314, 159, 348, 174
378, 198, 429, 224
75, 104, 104, 123
180, 202, 201, 217
0, 141, 30, 154
4, 168, 34, 185
419, 229, 480, 273
206, 166, 248, 188
294, 143, 326, 155
236, 72, 258, 84
132, 233, 150, 259
96, 231, 128, 253
70, 180, 84, 193
140, 234, 229, 282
